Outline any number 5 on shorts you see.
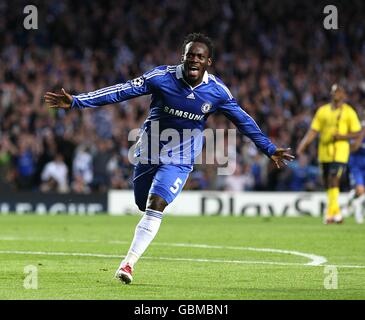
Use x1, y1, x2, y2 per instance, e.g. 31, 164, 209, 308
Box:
170, 178, 183, 194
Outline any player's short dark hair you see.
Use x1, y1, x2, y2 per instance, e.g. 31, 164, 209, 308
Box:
182, 33, 214, 59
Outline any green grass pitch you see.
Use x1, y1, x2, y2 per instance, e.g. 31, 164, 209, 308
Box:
0, 215, 364, 300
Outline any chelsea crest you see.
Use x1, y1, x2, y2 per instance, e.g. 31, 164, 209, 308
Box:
201, 102, 212, 114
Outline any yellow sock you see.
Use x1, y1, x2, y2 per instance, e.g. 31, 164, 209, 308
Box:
327, 188, 340, 217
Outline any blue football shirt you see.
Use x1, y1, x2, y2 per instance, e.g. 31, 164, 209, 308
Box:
71, 64, 277, 165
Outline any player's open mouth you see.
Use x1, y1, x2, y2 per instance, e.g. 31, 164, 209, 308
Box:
188, 66, 200, 77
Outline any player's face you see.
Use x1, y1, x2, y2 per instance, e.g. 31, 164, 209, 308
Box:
331, 87, 346, 103
182, 42, 212, 86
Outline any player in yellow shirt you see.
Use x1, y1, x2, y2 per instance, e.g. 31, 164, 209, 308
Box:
297, 84, 361, 224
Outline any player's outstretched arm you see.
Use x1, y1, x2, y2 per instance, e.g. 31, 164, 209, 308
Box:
44, 88, 73, 109
296, 128, 318, 156
271, 148, 295, 169
47, 72, 154, 110
215, 82, 295, 168
218, 98, 295, 167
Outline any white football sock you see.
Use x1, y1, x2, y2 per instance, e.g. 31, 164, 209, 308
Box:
353, 194, 365, 224
121, 209, 163, 268
348, 189, 356, 202
347, 189, 357, 215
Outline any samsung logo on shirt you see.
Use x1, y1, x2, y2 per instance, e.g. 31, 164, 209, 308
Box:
164, 106, 204, 121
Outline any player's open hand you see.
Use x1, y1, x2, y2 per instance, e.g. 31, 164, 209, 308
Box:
271, 148, 295, 169
44, 88, 73, 109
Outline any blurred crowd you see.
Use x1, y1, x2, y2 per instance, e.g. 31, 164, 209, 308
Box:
1, 0, 365, 193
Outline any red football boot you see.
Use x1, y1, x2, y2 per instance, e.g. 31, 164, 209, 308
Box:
115, 263, 133, 284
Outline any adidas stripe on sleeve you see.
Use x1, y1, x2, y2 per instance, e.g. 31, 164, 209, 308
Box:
70, 67, 169, 109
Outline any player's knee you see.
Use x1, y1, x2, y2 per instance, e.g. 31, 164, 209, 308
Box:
146, 194, 168, 212
328, 177, 339, 188
356, 185, 365, 196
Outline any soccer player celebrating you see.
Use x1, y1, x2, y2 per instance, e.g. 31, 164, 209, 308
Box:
44, 33, 294, 284
347, 117, 365, 224
297, 84, 361, 224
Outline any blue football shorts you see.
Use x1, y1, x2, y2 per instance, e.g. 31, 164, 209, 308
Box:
349, 165, 365, 187
133, 163, 193, 211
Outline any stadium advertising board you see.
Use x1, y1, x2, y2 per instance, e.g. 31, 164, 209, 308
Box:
108, 190, 350, 217
0, 191, 352, 216
0, 192, 107, 215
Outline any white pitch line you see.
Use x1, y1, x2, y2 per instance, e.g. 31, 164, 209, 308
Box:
0, 250, 364, 269
148, 242, 327, 266
0, 237, 327, 265
0, 250, 120, 259
0, 236, 327, 266
0, 236, 100, 243
1, 236, 364, 269
0, 250, 316, 267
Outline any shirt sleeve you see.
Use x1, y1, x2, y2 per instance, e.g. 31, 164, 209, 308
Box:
348, 107, 361, 133
218, 98, 277, 158
310, 108, 322, 132
71, 71, 155, 109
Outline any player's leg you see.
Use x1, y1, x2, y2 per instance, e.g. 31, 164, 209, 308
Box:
133, 164, 158, 212
116, 164, 192, 283
347, 166, 362, 220
115, 163, 157, 283
346, 188, 356, 216
123, 164, 191, 266
119, 194, 167, 272
321, 163, 334, 224
353, 185, 365, 224
351, 168, 365, 224
326, 163, 345, 224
